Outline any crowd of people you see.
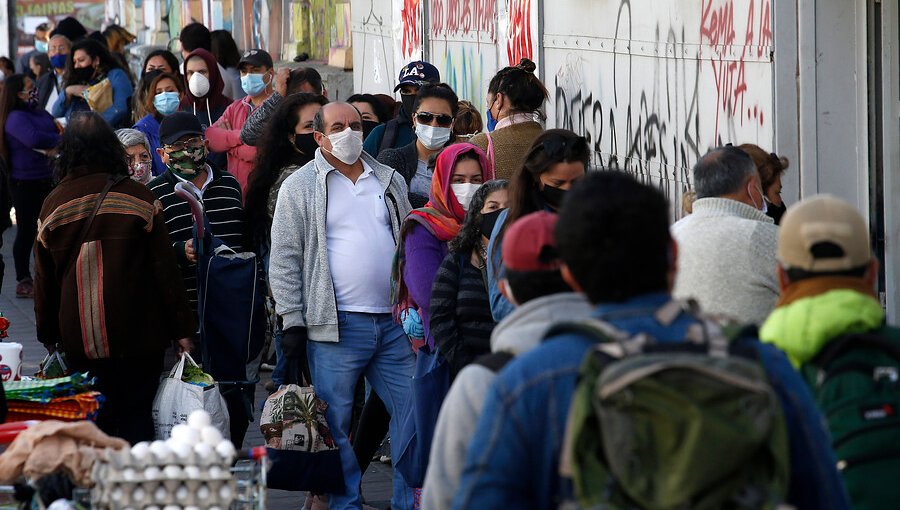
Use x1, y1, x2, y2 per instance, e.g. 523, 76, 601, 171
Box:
0, 16, 896, 510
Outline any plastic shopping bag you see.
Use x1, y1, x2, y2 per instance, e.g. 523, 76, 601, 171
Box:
152, 352, 230, 440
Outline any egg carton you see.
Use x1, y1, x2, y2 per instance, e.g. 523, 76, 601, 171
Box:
104, 444, 233, 469
92, 479, 236, 510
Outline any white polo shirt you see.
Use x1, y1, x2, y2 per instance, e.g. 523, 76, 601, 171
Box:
325, 161, 396, 313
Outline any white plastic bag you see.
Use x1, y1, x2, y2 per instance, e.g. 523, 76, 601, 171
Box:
151, 353, 230, 440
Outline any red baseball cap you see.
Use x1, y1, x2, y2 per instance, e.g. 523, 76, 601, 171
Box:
502, 212, 562, 272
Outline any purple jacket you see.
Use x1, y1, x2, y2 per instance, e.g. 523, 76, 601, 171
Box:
4, 107, 60, 181
402, 223, 450, 345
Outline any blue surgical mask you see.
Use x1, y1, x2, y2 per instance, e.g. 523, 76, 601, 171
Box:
153, 91, 181, 116
240, 73, 267, 96
486, 108, 498, 132
35, 39, 49, 53
50, 53, 67, 69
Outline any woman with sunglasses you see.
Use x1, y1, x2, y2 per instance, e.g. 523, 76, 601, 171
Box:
486, 129, 590, 321
378, 83, 460, 208
470, 58, 548, 180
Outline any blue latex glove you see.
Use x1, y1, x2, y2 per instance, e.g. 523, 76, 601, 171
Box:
402, 308, 424, 339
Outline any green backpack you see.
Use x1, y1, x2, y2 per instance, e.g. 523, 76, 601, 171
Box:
556, 309, 790, 510
799, 330, 900, 509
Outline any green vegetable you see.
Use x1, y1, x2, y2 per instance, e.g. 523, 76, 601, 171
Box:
181, 363, 214, 386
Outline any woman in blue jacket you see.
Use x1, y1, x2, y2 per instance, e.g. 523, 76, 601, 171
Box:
52, 39, 133, 128
0, 74, 61, 297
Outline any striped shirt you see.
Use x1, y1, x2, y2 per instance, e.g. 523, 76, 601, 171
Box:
148, 164, 246, 311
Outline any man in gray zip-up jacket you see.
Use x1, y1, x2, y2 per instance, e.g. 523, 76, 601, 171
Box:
269, 102, 415, 510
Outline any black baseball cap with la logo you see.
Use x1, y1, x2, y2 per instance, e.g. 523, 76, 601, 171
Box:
394, 61, 440, 92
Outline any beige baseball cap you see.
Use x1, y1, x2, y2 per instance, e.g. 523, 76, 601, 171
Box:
778, 195, 871, 272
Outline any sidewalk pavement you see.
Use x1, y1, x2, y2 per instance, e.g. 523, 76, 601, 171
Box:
0, 225, 394, 509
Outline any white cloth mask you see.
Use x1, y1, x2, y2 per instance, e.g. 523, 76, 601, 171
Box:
451, 183, 481, 212
323, 127, 364, 165
188, 72, 210, 97
415, 123, 452, 150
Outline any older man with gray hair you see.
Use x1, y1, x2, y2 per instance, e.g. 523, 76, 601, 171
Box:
672, 145, 779, 324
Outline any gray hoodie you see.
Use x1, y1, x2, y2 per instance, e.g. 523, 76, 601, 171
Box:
422, 292, 592, 510
268, 149, 411, 342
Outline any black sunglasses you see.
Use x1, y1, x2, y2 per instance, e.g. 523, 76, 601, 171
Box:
415, 112, 454, 127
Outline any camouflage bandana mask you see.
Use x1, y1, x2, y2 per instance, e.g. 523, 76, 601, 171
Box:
167, 145, 207, 178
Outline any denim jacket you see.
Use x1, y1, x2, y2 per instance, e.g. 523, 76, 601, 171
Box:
453, 292, 850, 510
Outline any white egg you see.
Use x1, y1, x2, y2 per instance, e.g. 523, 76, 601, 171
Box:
183, 466, 201, 479
200, 426, 223, 446
193, 442, 214, 461
131, 442, 151, 461
149, 441, 172, 463
208, 465, 224, 479
146, 506, 160, 510
215, 440, 236, 461
163, 504, 180, 510
218, 485, 232, 500
111, 487, 124, 501
143, 466, 161, 480
168, 440, 192, 461
176, 486, 190, 500
132, 487, 146, 501
196, 484, 210, 500
153, 485, 167, 501
122, 467, 137, 481
169, 424, 192, 443
163, 465, 183, 480
187, 410, 211, 430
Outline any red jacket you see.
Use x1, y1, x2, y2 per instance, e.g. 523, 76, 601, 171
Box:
205, 95, 259, 190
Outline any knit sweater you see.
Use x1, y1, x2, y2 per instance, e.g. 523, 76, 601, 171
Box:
671, 197, 779, 325
470, 121, 543, 180
430, 252, 496, 377
376, 141, 427, 208
148, 164, 246, 312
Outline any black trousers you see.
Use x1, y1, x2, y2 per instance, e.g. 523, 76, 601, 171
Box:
10, 178, 52, 281
77, 352, 165, 445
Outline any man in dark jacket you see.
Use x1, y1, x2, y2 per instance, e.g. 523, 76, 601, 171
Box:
149, 112, 251, 445
363, 60, 440, 157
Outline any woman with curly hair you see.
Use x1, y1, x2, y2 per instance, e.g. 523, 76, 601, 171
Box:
243, 92, 327, 387
738, 143, 790, 224
430, 179, 508, 377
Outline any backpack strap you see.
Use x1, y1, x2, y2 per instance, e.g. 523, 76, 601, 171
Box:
810, 332, 900, 368
379, 118, 400, 154
473, 351, 514, 373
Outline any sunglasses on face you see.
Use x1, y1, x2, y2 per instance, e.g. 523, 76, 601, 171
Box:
415, 112, 453, 127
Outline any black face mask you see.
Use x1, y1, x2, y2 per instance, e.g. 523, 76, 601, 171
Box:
766, 200, 787, 225
362, 120, 381, 140
70, 66, 95, 84
294, 133, 319, 160
540, 184, 568, 210
480, 208, 506, 238
400, 93, 416, 120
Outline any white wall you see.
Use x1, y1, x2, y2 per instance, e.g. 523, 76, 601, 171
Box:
0, 0, 11, 58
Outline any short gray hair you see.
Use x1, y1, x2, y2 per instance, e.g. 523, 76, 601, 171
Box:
116, 128, 150, 153
49, 34, 71, 46
692, 146, 757, 198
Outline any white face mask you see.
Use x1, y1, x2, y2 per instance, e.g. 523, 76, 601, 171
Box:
748, 183, 768, 214
415, 123, 452, 150
451, 183, 481, 211
188, 72, 210, 97
322, 127, 364, 165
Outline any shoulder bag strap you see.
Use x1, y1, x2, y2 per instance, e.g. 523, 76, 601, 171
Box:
62, 174, 126, 277
486, 131, 496, 178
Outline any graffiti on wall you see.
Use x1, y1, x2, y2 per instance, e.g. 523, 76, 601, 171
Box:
548, 0, 773, 215
429, 0, 496, 40
400, 0, 422, 58
506, 0, 532, 64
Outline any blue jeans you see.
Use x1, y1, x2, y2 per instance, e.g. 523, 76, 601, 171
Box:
308, 311, 416, 510
271, 325, 286, 385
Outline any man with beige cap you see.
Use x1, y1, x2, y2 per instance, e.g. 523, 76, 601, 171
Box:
760, 194, 899, 510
